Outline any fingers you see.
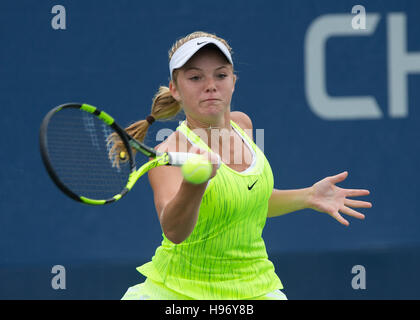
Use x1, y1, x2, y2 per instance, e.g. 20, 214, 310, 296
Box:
328, 200, 369, 226
331, 211, 350, 226
346, 189, 370, 197
328, 171, 371, 199
189, 146, 213, 162
189, 145, 204, 155
340, 205, 365, 220
329, 171, 348, 184
344, 198, 372, 209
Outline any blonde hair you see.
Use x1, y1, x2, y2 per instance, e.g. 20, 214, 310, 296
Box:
109, 31, 233, 163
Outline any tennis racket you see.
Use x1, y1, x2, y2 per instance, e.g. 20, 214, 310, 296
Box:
39, 103, 190, 205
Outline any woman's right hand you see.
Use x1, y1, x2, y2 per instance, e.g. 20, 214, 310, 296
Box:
187, 145, 221, 182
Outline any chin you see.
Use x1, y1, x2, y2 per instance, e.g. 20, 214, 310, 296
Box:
204, 102, 227, 112
205, 109, 225, 120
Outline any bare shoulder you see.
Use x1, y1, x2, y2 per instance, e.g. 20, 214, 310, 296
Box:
231, 111, 253, 140
231, 111, 253, 130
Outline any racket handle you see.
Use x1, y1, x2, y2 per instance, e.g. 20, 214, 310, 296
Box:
167, 152, 192, 166
167, 152, 221, 168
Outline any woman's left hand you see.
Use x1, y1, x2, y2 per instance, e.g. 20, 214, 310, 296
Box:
306, 171, 372, 226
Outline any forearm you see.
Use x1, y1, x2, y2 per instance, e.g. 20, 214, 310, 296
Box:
160, 180, 207, 244
267, 187, 313, 218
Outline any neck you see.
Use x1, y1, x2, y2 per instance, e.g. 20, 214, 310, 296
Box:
184, 113, 232, 147
185, 114, 231, 132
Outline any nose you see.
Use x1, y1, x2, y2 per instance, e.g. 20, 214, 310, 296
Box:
204, 77, 217, 92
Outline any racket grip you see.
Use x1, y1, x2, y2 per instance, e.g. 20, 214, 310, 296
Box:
167, 152, 221, 168
167, 152, 192, 166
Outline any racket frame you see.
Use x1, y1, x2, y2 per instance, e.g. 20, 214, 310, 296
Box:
40, 103, 167, 205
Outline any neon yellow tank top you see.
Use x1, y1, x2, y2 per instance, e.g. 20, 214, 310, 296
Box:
137, 120, 283, 299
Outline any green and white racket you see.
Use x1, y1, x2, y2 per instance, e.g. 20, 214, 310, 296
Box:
39, 103, 190, 205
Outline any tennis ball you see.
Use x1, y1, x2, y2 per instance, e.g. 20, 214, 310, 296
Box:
119, 151, 126, 160
181, 154, 213, 184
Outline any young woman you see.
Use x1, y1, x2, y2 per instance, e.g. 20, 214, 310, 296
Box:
121, 31, 372, 300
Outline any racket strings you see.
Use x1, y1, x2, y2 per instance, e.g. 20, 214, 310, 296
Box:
45, 109, 132, 200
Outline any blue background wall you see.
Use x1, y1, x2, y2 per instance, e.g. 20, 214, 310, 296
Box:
1, 0, 419, 299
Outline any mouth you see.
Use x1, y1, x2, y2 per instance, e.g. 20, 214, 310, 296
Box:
202, 98, 221, 103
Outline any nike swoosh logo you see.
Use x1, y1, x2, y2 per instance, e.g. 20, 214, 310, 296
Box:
248, 180, 258, 190
197, 41, 208, 46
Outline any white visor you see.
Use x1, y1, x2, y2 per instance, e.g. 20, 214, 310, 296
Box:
169, 37, 233, 79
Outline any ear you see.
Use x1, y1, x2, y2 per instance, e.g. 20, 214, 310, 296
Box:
169, 80, 181, 102
232, 74, 237, 93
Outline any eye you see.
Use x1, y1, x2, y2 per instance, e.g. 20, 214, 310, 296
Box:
217, 73, 227, 79
189, 76, 201, 81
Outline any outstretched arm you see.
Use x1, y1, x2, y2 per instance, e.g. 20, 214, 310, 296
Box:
267, 171, 372, 226
267, 188, 313, 218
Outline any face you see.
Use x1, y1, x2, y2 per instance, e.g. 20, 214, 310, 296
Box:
169, 47, 236, 123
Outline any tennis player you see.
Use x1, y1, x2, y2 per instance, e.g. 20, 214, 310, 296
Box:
121, 31, 372, 300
